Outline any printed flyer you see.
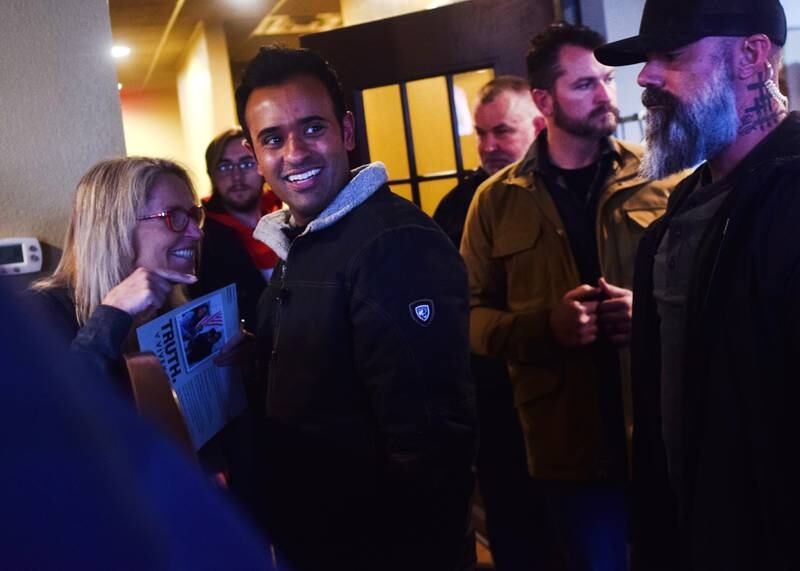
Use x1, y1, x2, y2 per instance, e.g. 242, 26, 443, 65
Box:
136, 284, 245, 449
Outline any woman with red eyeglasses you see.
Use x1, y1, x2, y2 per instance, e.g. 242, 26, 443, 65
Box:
30, 157, 204, 389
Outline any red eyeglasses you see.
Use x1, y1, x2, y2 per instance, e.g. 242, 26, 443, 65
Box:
137, 206, 206, 233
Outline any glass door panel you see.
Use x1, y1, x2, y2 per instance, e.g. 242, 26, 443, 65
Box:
452, 68, 494, 171
419, 178, 457, 216
362, 84, 410, 180
359, 67, 495, 212
406, 76, 456, 176
390, 183, 414, 202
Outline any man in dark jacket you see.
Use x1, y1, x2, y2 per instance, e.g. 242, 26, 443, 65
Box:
190, 128, 281, 331
434, 75, 545, 570
433, 75, 542, 247
464, 24, 678, 571
596, 0, 797, 569
235, 46, 477, 571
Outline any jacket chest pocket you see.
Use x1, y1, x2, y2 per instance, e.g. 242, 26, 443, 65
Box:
624, 207, 665, 230
490, 222, 556, 307
609, 204, 666, 287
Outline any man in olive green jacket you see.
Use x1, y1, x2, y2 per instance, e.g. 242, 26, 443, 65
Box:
461, 23, 682, 570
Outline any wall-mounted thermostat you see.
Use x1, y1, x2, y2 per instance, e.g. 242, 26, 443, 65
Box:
0, 237, 43, 276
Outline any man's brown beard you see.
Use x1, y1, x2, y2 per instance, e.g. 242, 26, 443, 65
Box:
222, 188, 262, 214
553, 100, 619, 139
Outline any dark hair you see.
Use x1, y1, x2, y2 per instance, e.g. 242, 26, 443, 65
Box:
526, 23, 607, 90
235, 45, 347, 143
204, 127, 256, 212
205, 128, 244, 178
477, 75, 531, 105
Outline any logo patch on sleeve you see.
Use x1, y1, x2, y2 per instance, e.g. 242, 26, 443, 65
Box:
409, 299, 435, 327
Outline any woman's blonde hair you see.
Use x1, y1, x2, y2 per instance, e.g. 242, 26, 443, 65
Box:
36, 157, 196, 324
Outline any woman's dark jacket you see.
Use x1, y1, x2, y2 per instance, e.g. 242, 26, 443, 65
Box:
27, 285, 260, 500
252, 163, 477, 571
25, 287, 133, 392
631, 112, 800, 570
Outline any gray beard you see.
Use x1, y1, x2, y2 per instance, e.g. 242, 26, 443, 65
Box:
639, 67, 738, 180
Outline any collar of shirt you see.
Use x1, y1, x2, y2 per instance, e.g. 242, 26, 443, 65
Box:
516, 129, 622, 180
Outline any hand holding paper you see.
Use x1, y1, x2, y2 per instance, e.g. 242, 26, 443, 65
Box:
214, 328, 256, 368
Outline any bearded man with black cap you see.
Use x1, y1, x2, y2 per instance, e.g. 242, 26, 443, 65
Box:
596, 1, 797, 569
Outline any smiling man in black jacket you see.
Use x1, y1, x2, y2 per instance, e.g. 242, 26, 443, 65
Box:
596, 0, 799, 569
235, 46, 477, 571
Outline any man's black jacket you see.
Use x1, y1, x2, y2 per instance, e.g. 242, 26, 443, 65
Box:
631, 112, 800, 570
253, 171, 477, 571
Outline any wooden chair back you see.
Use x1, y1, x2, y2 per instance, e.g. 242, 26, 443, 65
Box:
123, 351, 195, 457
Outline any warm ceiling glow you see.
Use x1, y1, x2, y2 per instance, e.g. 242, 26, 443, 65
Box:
111, 45, 131, 59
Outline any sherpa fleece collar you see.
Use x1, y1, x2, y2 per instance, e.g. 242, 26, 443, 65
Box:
252, 162, 388, 261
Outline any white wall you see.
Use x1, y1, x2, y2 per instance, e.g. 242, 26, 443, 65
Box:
787, 3, 800, 25
121, 87, 188, 164
0, 0, 125, 277
580, 0, 645, 122
176, 22, 238, 197
784, 2, 800, 110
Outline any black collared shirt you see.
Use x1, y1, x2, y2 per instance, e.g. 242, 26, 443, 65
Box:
518, 132, 627, 479
529, 132, 619, 285
653, 165, 733, 492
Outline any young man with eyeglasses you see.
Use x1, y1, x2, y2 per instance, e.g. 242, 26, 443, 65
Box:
190, 128, 282, 331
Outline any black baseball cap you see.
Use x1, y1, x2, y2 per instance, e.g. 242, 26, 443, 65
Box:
595, 0, 787, 66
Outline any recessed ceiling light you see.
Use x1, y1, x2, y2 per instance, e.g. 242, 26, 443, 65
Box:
111, 45, 131, 59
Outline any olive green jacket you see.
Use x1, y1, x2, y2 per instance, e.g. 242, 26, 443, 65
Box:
461, 137, 681, 480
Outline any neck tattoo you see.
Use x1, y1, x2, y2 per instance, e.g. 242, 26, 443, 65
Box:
739, 70, 785, 136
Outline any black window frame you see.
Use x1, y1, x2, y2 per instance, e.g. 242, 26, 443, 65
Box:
355, 70, 491, 208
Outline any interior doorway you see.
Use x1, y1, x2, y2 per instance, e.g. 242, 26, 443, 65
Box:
302, 0, 555, 215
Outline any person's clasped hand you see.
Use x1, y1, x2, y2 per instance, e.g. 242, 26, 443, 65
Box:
213, 328, 257, 368
550, 284, 601, 347
550, 278, 633, 348
596, 277, 633, 347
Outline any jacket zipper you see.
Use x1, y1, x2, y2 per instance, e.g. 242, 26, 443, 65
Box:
267, 255, 290, 405
701, 217, 730, 312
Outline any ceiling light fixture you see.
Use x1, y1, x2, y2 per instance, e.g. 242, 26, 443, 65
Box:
111, 45, 131, 59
